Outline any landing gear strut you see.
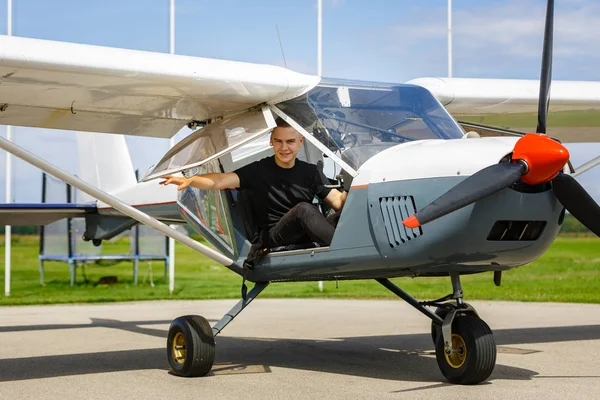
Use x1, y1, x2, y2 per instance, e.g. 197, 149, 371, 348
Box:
422, 273, 480, 345
377, 273, 496, 385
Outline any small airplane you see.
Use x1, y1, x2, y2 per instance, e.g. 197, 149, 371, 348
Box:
1, 0, 599, 384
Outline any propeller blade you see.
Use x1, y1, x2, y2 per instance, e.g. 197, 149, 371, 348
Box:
403, 163, 526, 228
536, 0, 555, 134
552, 173, 600, 236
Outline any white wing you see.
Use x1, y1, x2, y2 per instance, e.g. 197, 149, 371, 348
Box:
409, 77, 600, 143
0, 35, 320, 138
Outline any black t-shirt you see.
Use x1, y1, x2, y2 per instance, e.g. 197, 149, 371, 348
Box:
235, 156, 332, 229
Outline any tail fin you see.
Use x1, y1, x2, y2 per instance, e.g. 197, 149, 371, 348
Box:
76, 133, 137, 202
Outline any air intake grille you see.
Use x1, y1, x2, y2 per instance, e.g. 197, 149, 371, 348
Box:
379, 196, 422, 248
487, 221, 546, 241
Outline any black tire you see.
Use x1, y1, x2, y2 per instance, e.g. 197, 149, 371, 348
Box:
167, 315, 215, 377
430, 307, 448, 344
435, 315, 496, 385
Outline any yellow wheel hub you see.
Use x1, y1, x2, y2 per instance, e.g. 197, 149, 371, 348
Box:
444, 334, 467, 369
172, 332, 187, 364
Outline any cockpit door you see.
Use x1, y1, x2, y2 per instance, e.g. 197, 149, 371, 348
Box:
142, 106, 276, 181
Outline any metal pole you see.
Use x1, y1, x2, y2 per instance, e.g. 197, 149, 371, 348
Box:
169, 0, 175, 55
0, 136, 234, 267
317, 0, 323, 292
4, 0, 13, 297
447, 0, 453, 78
66, 183, 75, 285
317, 0, 322, 77
168, 0, 176, 295
4, 127, 11, 297
39, 173, 47, 285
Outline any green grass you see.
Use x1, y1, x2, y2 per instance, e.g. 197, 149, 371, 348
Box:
459, 109, 600, 128
1, 235, 599, 305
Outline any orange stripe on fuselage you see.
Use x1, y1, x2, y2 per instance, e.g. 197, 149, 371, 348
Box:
351, 184, 369, 190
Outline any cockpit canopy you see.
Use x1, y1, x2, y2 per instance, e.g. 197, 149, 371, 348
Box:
143, 79, 465, 257
277, 79, 464, 169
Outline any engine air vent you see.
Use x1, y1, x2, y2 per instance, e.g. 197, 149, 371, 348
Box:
487, 221, 546, 241
379, 196, 422, 248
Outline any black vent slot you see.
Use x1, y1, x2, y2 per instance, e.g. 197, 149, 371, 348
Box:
379, 196, 422, 248
487, 221, 546, 241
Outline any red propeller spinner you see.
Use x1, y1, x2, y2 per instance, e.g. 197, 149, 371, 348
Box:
512, 133, 569, 185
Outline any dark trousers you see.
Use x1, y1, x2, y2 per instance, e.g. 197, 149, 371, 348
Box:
268, 202, 338, 247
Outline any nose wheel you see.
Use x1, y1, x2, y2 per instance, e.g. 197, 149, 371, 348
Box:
434, 315, 496, 384
378, 274, 496, 385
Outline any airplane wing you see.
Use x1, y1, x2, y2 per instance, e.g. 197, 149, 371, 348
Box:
408, 78, 600, 143
0, 203, 97, 226
0, 35, 320, 138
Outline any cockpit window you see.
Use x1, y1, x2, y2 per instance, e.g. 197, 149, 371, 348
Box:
277, 81, 464, 169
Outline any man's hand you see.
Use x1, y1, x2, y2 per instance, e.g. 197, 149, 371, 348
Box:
324, 189, 348, 211
159, 175, 192, 191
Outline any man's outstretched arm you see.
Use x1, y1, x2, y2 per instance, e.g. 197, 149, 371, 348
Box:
159, 172, 240, 191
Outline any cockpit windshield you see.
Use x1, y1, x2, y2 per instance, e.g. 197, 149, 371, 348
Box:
277, 80, 464, 169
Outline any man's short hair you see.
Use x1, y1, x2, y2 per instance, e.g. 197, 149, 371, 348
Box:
275, 117, 291, 128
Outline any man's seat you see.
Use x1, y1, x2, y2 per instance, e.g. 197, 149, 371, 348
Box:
236, 190, 319, 253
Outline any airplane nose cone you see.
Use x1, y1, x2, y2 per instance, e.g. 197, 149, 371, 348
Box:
512, 134, 570, 185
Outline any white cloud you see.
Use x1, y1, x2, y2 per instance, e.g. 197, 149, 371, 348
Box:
372, 0, 600, 80
453, 0, 600, 58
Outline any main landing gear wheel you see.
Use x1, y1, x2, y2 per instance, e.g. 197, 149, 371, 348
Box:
167, 315, 215, 377
435, 315, 496, 385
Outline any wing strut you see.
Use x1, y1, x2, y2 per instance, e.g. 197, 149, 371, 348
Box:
573, 154, 600, 177
0, 136, 234, 267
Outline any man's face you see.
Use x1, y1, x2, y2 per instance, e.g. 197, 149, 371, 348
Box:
270, 126, 304, 167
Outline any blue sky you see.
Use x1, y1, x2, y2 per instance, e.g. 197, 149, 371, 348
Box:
1, 0, 600, 202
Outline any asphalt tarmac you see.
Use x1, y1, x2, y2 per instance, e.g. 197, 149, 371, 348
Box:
1, 299, 599, 400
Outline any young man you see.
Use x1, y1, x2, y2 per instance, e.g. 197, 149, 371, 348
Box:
160, 118, 347, 247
